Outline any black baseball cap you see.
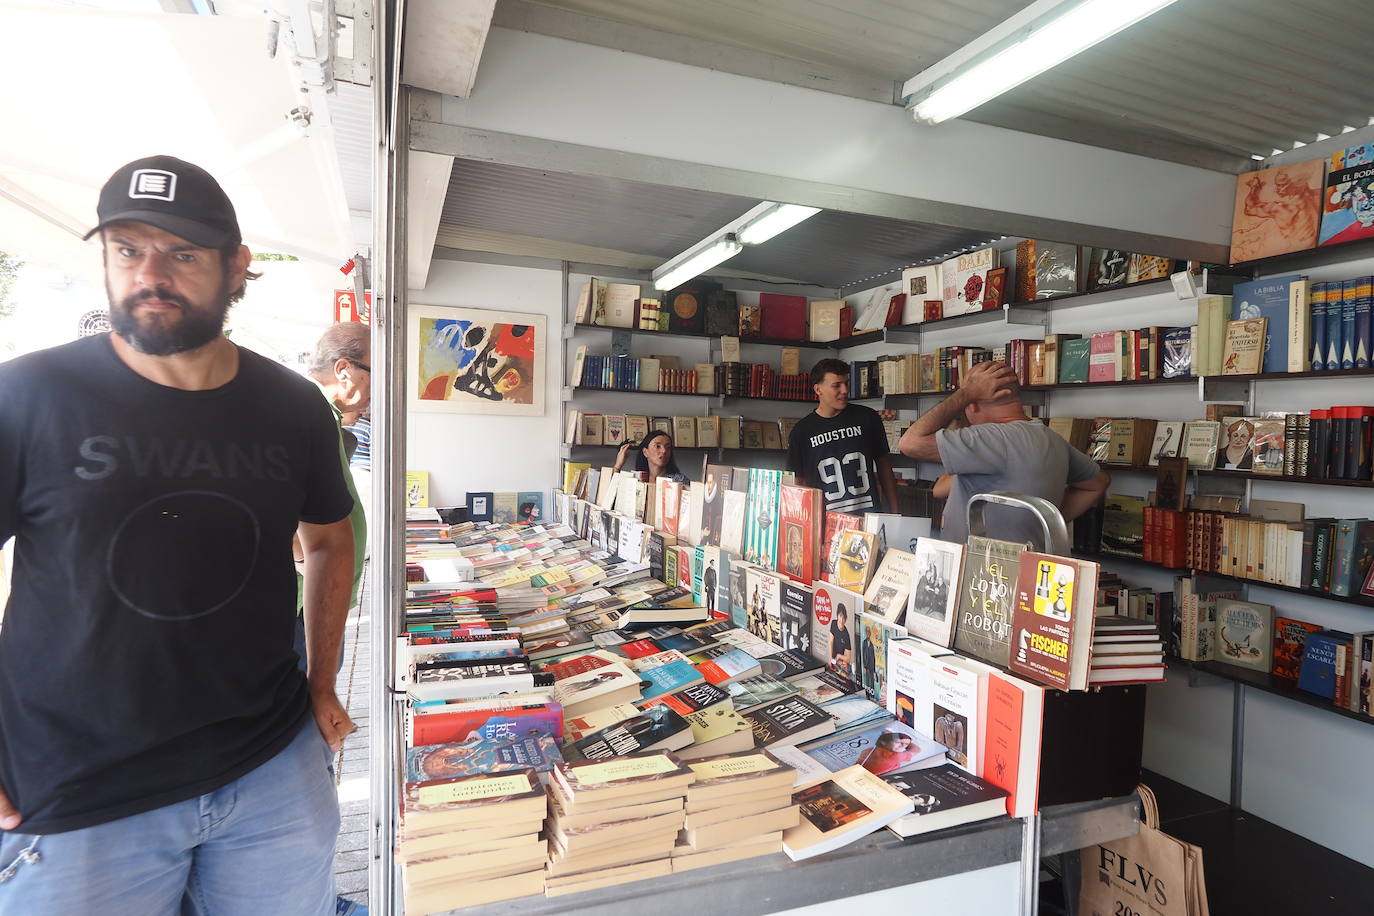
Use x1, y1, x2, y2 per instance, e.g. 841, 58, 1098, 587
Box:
84, 155, 241, 249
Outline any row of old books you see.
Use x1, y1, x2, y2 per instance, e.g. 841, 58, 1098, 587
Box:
1052, 404, 1374, 481
577, 278, 857, 343
1079, 487, 1374, 600
1172, 579, 1374, 717
564, 412, 798, 451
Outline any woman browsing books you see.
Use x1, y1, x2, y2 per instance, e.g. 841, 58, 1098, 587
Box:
613, 430, 689, 484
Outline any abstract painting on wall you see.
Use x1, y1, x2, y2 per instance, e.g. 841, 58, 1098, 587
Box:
408, 306, 546, 415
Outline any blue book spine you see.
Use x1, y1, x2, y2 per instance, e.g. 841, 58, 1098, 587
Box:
1296, 632, 1342, 699
1311, 282, 1328, 370
1356, 277, 1373, 369
1326, 285, 1344, 371
1341, 280, 1357, 369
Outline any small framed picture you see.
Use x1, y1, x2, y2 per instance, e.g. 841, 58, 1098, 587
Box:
981, 267, 1009, 310
922, 299, 943, 322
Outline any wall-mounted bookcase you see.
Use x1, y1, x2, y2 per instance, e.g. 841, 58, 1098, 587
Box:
568, 322, 835, 350
1182, 660, 1374, 729
1099, 463, 1374, 491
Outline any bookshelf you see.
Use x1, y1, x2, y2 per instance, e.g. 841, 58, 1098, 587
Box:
569, 322, 834, 350
1074, 550, 1374, 609
1181, 660, 1374, 729
1095, 464, 1374, 491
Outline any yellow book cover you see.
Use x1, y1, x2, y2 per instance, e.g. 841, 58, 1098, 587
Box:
405, 471, 430, 508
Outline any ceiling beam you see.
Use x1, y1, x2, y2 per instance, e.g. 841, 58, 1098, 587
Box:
402, 0, 497, 98
418, 29, 1236, 260
413, 119, 1230, 263
491, 0, 896, 106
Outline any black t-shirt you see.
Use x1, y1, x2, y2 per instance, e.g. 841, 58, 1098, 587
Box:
787, 403, 890, 514
0, 335, 353, 834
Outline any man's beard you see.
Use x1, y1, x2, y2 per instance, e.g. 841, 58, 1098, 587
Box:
108, 282, 232, 356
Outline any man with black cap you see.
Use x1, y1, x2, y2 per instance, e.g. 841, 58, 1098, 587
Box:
0, 156, 356, 914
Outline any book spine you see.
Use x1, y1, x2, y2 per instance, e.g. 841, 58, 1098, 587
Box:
1311, 522, 1333, 591
1310, 417, 1330, 478
1332, 521, 1357, 596
1354, 276, 1373, 369
1342, 280, 1357, 369
1327, 284, 1344, 371
1310, 282, 1328, 371
1283, 413, 1298, 476
1289, 281, 1312, 373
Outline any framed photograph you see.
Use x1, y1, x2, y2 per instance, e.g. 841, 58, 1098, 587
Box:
981, 266, 1009, 310
408, 305, 547, 415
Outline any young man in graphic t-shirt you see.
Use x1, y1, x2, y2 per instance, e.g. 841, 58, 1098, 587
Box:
0, 156, 355, 915
787, 358, 899, 515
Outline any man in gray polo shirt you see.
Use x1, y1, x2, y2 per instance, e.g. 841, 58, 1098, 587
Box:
899, 361, 1109, 546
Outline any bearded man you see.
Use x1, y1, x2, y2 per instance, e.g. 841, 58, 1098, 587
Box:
0, 156, 355, 914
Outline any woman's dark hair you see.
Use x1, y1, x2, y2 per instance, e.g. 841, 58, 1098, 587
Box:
634, 429, 685, 477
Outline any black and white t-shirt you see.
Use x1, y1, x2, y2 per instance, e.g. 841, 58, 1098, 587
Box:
0, 335, 353, 834
787, 403, 890, 514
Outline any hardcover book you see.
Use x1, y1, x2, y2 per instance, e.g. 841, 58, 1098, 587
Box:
1181, 421, 1221, 469
941, 247, 999, 315
952, 536, 1026, 668
1272, 616, 1323, 680
1147, 421, 1185, 466
1231, 276, 1304, 375
1215, 598, 1274, 672
1319, 144, 1374, 246
1008, 553, 1099, 691
1088, 330, 1122, 383
778, 484, 823, 585
1221, 317, 1267, 375
1296, 630, 1349, 700
1161, 327, 1193, 379
905, 538, 965, 647
1087, 248, 1129, 290
1230, 159, 1323, 262
801, 720, 944, 777
1058, 337, 1092, 384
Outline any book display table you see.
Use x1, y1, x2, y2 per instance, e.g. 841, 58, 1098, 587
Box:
442, 794, 1139, 916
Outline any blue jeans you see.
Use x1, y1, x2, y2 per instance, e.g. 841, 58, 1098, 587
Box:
0, 721, 340, 915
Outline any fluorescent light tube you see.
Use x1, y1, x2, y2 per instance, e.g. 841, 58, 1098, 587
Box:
909, 0, 1179, 124
737, 203, 821, 245
652, 235, 743, 291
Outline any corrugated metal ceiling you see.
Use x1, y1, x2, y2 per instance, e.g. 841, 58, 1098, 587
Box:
440, 158, 995, 288
518, 0, 1374, 166
327, 80, 374, 217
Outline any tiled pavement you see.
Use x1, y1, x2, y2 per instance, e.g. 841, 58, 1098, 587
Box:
334, 577, 372, 907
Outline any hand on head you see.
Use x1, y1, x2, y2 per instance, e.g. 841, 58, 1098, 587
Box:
961, 361, 1018, 404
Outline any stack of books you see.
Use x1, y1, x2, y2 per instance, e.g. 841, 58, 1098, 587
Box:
672, 749, 799, 871
544, 751, 695, 896
399, 769, 549, 914
1089, 617, 1165, 685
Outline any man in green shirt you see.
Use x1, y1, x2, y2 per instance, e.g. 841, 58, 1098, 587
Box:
293, 322, 370, 669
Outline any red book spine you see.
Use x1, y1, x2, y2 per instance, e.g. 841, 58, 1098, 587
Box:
1143, 506, 1155, 564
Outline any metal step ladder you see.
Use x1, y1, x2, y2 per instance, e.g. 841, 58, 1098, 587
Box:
966, 491, 1072, 916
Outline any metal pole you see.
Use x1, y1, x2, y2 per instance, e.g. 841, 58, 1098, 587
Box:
368, 0, 406, 911
1019, 813, 1041, 916
1230, 682, 1245, 809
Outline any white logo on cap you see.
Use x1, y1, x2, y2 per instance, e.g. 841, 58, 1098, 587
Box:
128, 169, 177, 202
